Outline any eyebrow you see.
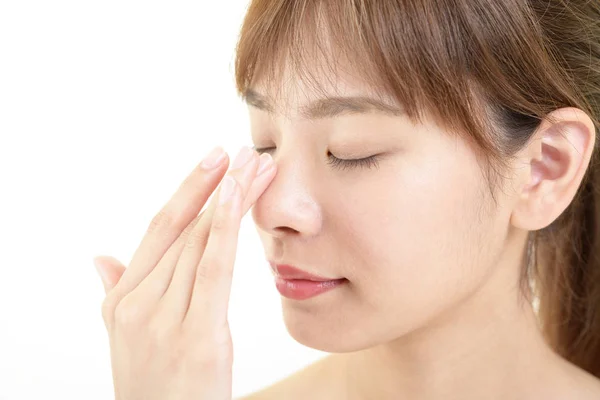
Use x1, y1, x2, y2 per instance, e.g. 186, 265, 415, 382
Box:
242, 88, 404, 120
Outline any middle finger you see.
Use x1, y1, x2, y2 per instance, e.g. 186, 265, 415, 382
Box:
160, 146, 263, 316
109, 146, 229, 301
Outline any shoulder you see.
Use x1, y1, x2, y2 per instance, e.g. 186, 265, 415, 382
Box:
236, 354, 343, 400
540, 354, 600, 400
567, 368, 600, 400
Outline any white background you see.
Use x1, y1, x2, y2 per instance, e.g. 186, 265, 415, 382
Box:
0, 1, 326, 398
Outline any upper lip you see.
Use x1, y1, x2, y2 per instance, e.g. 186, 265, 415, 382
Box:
269, 261, 343, 282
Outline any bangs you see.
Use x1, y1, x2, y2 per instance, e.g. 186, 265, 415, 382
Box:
234, 0, 600, 377
234, 0, 500, 158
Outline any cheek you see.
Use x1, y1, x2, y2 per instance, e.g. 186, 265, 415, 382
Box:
333, 153, 494, 310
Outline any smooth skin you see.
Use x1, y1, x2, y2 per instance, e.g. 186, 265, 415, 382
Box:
93, 105, 600, 400
239, 62, 600, 399
93, 62, 600, 400
94, 146, 276, 400
93, 103, 600, 399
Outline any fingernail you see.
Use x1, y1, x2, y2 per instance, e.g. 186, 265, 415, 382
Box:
201, 146, 227, 170
257, 153, 274, 175
231, 146, 254, 169
219, 176, 237, 204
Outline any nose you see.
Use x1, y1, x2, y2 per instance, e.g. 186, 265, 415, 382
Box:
251, 156, 322, 239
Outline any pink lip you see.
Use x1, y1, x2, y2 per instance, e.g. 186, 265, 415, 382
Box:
269, 262, 340, 281
269, 262, 347, 300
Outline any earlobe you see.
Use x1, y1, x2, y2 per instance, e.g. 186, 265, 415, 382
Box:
510, 107, 596, 231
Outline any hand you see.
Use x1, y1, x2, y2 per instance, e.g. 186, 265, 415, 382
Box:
93, 146, 276, 400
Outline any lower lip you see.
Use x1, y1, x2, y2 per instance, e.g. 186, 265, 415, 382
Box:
274, 276, 346, 300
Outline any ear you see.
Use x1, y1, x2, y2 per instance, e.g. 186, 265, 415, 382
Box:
510, 107, 597, 231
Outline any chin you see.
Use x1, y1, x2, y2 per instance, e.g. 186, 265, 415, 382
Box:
280, 301, 388, 353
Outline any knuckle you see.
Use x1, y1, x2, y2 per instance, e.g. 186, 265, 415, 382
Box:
195, 262, 213, 284
182, 214, 203, 237
210, 213, 229, 232
195, 260, 220, 284
147, 209, 176, 235
100, 296, 117, 326
113, 296, 147, 327
184, 226, 206, 249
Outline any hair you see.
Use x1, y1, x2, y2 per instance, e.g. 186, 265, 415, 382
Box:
233, 0, 600, 377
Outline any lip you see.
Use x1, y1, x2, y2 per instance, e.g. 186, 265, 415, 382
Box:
269, 262, 347, 300
269, 262, 342, 281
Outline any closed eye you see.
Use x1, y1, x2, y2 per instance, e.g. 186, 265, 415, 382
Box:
252, 146, 381, 171
326, 151, 381, 171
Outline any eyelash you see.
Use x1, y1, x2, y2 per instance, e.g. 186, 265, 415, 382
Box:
252, 147, 381, 171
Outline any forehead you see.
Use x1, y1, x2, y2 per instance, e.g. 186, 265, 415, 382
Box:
247, 58, 402, 120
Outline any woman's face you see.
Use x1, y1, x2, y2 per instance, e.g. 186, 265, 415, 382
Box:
249, 67, 515, 352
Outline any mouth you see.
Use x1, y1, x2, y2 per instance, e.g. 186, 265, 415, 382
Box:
269, 262, 347, 300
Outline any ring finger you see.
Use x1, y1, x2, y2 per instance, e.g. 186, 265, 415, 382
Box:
157, 146, 260, 317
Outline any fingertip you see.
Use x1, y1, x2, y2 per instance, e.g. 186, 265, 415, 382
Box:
93, 258, 110, 289
257, 153, 274, 175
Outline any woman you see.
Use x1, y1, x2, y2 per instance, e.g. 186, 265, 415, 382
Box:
92, 0, 600, 398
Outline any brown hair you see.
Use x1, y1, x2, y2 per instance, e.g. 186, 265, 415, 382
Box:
234, 0, 600, 377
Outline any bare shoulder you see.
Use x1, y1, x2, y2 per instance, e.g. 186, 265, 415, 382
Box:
545, 355, 600, 400
568, 368, 600, 399
563, 375, 600, 400
236, 354, 341, 400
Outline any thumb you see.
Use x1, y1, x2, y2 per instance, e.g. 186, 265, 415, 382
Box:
93, 256, 126, 294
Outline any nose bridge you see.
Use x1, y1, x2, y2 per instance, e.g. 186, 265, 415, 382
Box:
253, 148, 322, 237
266, 118, 318, 204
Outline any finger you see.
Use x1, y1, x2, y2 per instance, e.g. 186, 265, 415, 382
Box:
188, 152, 275, 245
110, 147, 229, 302
138, 152, 276, 313
93, 256, 127, 294
161, 147, 266, 317
185, 173, 243, 326
241, 153, 277, 211
126, 212, 204, 302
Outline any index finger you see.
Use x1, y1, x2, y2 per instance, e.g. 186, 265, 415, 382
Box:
185, 174, 243, 326
111, 147, 229, 300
